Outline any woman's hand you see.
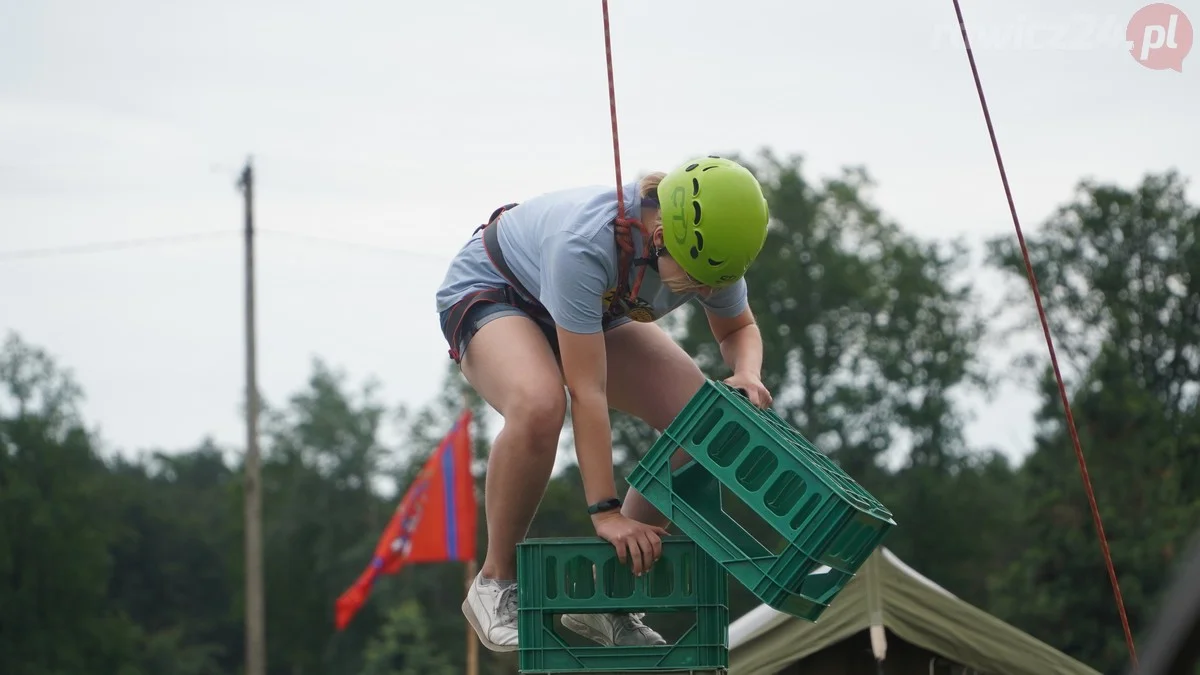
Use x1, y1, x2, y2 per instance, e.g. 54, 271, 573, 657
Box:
592, 511, 670, 576
725, 371, 773, 408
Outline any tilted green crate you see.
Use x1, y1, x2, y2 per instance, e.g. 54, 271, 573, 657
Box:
627, 380, 896, 622
516, 535, 728, 673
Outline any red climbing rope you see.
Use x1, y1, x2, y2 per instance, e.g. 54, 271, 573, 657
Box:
601, 0, 626, 222
948, 1, 1139, 671
600, 0, 651, 305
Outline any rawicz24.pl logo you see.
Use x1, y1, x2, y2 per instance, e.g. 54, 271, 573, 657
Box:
1126, 3, 1193, 71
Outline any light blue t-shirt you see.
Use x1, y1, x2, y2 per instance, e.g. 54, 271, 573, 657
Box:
434, 181, 748, 335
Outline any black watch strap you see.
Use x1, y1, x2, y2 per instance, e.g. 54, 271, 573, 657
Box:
587, 497, 622, 515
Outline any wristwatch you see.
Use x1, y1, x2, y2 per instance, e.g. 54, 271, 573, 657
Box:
587, 497, 622, 515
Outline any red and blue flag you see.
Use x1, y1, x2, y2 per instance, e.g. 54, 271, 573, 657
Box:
334, 408, 477, 630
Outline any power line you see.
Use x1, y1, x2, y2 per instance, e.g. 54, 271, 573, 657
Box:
0, 230, 239, 262
257, 228, 447, 261
0, 228, 452, 264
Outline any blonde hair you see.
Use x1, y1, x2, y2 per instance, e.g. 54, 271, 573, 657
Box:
638, 171, 707, 294
638, 171, 665, 231
639, 171, 666, 200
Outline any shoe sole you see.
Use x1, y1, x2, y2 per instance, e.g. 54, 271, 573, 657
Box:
560, 614, 615, 646
560, 614, 668, 648
462, 597, 518, 653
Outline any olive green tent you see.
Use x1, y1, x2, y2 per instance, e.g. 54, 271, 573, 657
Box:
728, 548, 1101, 675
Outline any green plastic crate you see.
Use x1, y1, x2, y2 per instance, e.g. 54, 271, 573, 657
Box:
516, 535, 728, 673
627, 380, 896, 622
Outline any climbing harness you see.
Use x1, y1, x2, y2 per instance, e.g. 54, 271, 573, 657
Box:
440, 198, 654, 363
440, 204, 547, 363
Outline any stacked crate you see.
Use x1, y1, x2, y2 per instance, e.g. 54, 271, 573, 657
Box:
515, 380, 897, 674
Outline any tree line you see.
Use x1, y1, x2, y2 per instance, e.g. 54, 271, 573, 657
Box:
2, 150, 1197, 675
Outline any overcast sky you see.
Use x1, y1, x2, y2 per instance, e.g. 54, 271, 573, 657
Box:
2, 0, 1196, 467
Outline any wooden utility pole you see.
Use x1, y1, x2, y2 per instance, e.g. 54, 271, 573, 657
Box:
237, 157, 266, 675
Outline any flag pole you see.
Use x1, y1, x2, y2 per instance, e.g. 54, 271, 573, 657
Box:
466, 557, 478, 675
463, 390, 479, 675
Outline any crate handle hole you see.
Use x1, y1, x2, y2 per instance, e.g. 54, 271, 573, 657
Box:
562, 555, 596, 599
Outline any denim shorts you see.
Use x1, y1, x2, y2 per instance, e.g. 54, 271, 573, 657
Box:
439, 298, 561, 364
438, 288, 635, 364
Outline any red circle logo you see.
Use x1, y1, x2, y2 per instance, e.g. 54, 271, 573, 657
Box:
1126, 3, 1193, 71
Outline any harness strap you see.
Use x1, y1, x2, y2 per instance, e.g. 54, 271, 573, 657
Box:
441, 286, 521, 363
443, 204, 553, 362
444, 199, 648, 362
479, 210, 541, 307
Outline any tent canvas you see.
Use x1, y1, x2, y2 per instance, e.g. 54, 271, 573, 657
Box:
728, 548, 1101, 675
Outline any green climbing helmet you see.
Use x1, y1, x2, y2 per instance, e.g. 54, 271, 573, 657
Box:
655, 156, 769, 288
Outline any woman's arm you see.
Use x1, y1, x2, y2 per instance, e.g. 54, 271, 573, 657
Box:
697, 279, 763, 379
705, 305, 773, 408
555, 328, 618, 506
540, 231, 667, 572
539, 230, 623, 507
706, 305, 763, 377
557, 326, 666, 574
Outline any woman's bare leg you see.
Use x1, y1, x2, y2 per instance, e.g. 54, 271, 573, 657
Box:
461, 314, 566, 579
459, 312, 566, 652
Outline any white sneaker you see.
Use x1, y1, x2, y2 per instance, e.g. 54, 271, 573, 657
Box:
560, 612, 667, 647
462, 572, 519, 652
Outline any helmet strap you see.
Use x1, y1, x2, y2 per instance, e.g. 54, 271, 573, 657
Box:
632, 194, 663, 270
634, 245, 664, 271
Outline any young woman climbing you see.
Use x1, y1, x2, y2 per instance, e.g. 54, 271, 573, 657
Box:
435, 155, 774, 652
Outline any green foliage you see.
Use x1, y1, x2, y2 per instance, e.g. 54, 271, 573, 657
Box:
685, 150, 990, 476
983, 170, 1200, 675
362, 600, 456, 675
0, 334, 135, 675
1, 161, 1197, 675
104, 445, 242, 675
